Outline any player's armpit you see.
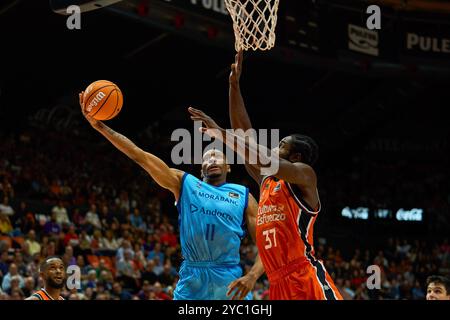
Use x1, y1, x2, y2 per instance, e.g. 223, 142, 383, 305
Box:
275, 160, 317, 189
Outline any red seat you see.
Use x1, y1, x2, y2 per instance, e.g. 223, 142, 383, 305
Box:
0, 235, 12, 247
13, 236, 25, 247
87, 255, 99, 268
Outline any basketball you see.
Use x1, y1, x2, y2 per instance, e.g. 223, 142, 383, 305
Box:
83, 80, 123, 120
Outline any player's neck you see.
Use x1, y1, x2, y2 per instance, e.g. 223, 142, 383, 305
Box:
44, 286, 61, 300
203, 176, 226, 187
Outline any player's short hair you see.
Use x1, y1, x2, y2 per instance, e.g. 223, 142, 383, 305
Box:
39, 256, 63, 273
289, 134, 319, 166
426, 275, 450, 294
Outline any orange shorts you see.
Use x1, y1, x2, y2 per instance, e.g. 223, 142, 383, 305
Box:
268, 260, 343, 300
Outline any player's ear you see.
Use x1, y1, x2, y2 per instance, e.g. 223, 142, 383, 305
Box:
289, 152, 302, 163
226, 164, 231, 173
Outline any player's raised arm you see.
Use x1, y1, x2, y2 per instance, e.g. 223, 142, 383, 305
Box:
229, 50, 253, 131
189, 107, 316, 188
79, 92, 184, 200
229, 51, 263, 184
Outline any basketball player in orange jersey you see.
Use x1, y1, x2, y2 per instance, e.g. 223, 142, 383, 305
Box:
188, 51, 343, 300
26, 257, 66, 300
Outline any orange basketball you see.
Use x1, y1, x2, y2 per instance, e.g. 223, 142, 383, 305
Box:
83, 80, 123, 120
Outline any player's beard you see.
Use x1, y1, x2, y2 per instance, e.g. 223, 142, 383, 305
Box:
47, 277, 65, 289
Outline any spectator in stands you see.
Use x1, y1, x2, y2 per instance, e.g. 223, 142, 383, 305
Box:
0, 250, 9, 278
52, 200, 70, 226
116, 250, 138, 291
63, 225, 79, 247
160, 225, 177, 248
90, 229, 103, 252
0, 214, 12, 235
0, 197, 14, 216
13, 252, 27, 276
152, 281, 171, 300
78, 229, 92, 255
0, 178, 14, 200
412, 280, 425, 299
137, 280, 152, 300
141, 259, 158, 285
24, 230, 41, 257
153, 256, 164, 276
43, 212, 61, 236
101, 229, 119, 252
111, 281, 132, 300
1, 263, 24, 292
116, 240, 133, 261
99, 205, 116, 230
71, 208, 85, 227
85, 204, 101, 231
147, 243, 164, 265
9, 286, 24, 300
22, 276, 35, 298
83, 269, 97, 290
158, 263, 175, 287
62, 245, 76, 266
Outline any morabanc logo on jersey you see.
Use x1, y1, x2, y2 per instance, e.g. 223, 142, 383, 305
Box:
194, 191, 239, 206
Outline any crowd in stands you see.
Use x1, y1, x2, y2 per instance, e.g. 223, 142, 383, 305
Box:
0, 128, 449, 300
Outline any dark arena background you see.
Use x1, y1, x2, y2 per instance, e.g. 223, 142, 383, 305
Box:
0, 0, 449, 306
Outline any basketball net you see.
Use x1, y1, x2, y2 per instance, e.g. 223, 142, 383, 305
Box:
224, 0, 280, 51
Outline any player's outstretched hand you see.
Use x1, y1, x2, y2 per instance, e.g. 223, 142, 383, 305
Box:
79, 91, 100, 129
226, 274, 257, 300
229, 50, 243, 85
188, 107, 224, 140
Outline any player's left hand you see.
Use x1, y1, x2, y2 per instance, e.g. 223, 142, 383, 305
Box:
226, 274, 257, 300
188, 107, 225, 140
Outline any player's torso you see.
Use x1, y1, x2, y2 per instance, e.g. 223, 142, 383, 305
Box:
256, 177, 320, 276
177, 173, 248, 264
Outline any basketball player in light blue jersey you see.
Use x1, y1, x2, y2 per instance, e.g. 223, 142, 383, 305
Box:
79, 92, 265, 300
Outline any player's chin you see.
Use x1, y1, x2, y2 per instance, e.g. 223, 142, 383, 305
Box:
50, 278, 66, 289
206, 169, 223, 178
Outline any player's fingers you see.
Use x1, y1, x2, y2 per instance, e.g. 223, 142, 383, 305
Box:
232, 287, 244, 300
188, 106, 201, 112
239, 288, 250, 300
187, 107, 199, 115
190, 107, 206, 116
226, 282, 237, 296
229, 286, 240, 300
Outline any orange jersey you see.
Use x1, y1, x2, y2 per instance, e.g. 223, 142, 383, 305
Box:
257, 176, 320, 278
31, 289, 65, 300
256, 176, 342, 300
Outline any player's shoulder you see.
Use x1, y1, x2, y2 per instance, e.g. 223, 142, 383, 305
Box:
170, 168, 186, 180
25, 294, 41, 300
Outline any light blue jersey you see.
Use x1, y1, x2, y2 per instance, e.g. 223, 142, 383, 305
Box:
173, 173, 252, 300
